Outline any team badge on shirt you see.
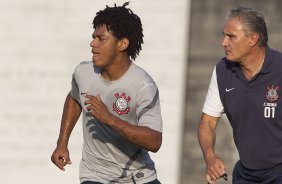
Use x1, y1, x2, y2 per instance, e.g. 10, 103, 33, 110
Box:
113, 92, 131, 115
265, 85, 279, 102
264, 85, 279, 119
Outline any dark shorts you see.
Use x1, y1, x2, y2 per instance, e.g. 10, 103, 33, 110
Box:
81, 179, 161, 184
233, 160, 282, 184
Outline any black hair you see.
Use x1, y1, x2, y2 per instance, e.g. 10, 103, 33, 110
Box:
93, 2, 144, 60
227, 7, 268, 47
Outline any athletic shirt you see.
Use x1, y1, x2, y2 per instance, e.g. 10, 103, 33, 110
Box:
71, 61, 163, 183
203, 47, 282, 170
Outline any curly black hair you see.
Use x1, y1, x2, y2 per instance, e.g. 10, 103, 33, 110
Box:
93, 2, 144, 60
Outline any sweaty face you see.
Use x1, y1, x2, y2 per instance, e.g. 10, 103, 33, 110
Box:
221, 18, 252, 62
90, 25, 120, 68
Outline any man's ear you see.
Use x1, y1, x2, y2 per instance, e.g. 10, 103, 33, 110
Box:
249, 33, 259, 47
118, 38, 129, 51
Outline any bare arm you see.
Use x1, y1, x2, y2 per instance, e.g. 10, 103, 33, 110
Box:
51, 92, 82, 170
85, 95, 162, 153
198, 113, 226, 183
108, 115, 162, 153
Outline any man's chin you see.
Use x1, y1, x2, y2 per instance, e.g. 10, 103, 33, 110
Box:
92, 59, 98, 65
92, 61, 104, 68
225, 56, 236, 62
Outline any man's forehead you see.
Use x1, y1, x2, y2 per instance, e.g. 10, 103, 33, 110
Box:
93, 25, 112, 36
224, 18, 245, 31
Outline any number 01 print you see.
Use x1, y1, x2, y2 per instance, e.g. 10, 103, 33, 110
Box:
264, 106, 275, 118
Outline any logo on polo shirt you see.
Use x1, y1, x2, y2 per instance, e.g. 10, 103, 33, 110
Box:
113, 92, 131, 115
264, 85, 279, 119
265, 85, 279, 102
225, 87, 235, 92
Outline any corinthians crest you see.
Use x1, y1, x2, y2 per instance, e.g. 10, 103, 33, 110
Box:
113, 92, 131, 115
266, 85, 279, 102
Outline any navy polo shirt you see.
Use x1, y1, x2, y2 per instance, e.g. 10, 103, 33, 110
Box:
216, 47, 282, 170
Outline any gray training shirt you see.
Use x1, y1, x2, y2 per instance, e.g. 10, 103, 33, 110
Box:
71, 61, 163, 183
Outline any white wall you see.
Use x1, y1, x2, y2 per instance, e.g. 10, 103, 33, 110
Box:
0, 0, 189, 183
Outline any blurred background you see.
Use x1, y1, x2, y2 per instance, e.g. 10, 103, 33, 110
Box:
0, 0, 282, 184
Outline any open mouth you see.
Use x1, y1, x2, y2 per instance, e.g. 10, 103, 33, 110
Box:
92, 50, 100, 59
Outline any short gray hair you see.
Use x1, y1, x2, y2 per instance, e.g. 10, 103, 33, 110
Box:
226, 7, 268, 47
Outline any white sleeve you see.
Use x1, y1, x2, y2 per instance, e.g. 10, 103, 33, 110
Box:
202, 66, 224, 117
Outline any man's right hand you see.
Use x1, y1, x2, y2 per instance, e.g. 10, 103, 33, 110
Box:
51, 146, 72, 171
205, 154, 226, 184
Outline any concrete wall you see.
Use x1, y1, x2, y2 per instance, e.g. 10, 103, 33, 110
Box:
0, 0, 189, 184
182, 0, 282, 183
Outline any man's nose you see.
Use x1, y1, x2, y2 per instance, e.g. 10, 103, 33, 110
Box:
90, 39, 97, 47
221, 36, 228, 47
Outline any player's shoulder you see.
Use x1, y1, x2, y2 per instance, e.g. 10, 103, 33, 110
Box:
268, 47, 282, 61
131, 63, 156, 86
76, 61, 92, 68
74, 61, 93, 72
